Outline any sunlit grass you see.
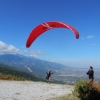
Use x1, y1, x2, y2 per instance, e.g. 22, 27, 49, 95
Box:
0, 72, 26, 81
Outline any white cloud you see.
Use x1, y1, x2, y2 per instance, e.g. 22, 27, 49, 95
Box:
19, 50, 28, 54
0, 41, 20, 54
86, 35, 94, 39
0, 41, 45, 58
29, 50, 44, 58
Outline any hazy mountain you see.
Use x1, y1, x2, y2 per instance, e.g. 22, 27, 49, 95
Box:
0, 63, 45, 81
0, 54, 67, 77
1, 54, 100, 84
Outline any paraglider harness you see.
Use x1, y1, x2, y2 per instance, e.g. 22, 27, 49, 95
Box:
46, 76, 49, 79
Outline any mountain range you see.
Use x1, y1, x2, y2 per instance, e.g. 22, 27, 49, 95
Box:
1, 54, 99, 84
0, 54, 67, 78
0, 63, 46, 81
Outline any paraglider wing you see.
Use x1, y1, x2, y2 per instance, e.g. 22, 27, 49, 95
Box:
26, 21, 79, 48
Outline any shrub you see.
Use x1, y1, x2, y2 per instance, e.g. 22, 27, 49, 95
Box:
74, 80, 100, 100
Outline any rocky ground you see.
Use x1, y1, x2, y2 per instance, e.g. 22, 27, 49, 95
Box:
0, 80, 73, 100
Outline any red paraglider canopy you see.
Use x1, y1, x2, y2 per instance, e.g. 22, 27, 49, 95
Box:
26, 21, 79, 48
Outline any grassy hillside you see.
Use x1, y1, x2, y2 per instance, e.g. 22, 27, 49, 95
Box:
0, 63, 66, 84
0, 64, 45, 81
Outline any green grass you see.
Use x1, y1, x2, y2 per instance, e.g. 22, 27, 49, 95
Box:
0, 72, 26, 81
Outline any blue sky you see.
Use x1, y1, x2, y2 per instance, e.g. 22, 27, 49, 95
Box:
0, 0, 100, 68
